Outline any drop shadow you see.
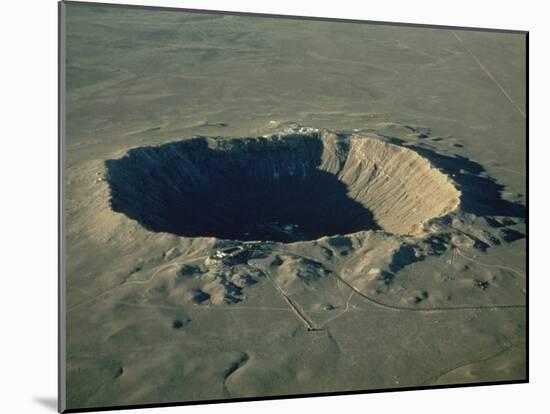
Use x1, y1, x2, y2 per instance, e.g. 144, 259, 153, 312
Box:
33, 397, 57, 412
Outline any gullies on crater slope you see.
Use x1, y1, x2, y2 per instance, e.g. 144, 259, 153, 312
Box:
105, 128, 461, 243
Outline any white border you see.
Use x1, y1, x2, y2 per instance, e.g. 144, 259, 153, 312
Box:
2, 1, 546, 413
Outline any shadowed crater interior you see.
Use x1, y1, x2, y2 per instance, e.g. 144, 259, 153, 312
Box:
105, 131, 461, 242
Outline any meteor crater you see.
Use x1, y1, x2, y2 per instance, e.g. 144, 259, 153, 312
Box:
105, 129, 461, 243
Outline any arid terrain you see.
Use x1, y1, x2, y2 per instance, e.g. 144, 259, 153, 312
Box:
62, 3, 526, 410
